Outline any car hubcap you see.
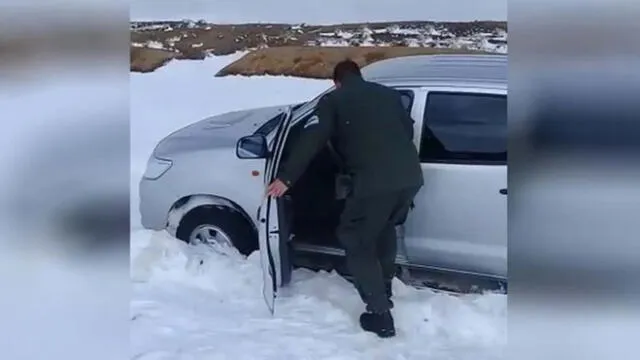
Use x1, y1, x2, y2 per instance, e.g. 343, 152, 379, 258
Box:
189, 224, 233, 248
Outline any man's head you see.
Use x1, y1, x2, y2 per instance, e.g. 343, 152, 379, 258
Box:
332, 59, 362, 88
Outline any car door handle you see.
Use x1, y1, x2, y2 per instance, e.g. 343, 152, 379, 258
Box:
499, 188, 507, 195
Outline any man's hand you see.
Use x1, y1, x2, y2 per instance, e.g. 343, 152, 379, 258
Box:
265, 179, 289, 198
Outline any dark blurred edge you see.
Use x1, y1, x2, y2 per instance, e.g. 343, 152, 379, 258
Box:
0, 3, 131, 360
2, 3, 131, 249
509, 1, 640, 300
509, 1, 640, 360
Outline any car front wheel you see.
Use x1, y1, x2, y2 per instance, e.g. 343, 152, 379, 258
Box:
175, 206, 258, 256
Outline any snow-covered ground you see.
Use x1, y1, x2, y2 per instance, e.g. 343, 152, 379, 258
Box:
130, 0, 507, 23
131, 54, 506, 359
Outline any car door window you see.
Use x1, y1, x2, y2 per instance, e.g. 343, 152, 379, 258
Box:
420, 92, 506, 164
253, 103, 307, 137
254, 112, 284, 136
397, 89, 415, 113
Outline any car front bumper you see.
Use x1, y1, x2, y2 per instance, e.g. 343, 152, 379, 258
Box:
138, 176, 180, 234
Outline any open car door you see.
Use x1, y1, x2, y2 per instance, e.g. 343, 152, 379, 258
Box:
258, 106, 294, 314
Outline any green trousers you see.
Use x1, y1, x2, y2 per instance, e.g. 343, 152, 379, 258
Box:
337, 186, 420, 313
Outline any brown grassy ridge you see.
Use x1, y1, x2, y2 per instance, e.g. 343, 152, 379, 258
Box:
130, 47, 177, 73
215, 46, 491, 79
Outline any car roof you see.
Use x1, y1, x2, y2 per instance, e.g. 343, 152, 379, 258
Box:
362, 54, 507, 88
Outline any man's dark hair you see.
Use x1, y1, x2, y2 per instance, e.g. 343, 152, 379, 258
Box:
332, 59, 362, 82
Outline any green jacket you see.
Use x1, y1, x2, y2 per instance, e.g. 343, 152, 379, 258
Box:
277, 75, 424, 197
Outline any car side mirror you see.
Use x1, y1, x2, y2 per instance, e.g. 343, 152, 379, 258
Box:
236, 134, 269, 159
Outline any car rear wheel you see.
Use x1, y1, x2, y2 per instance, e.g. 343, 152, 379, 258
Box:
175, 206, 258, 256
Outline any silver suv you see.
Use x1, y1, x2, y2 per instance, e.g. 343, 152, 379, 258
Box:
139, 54, 507, 310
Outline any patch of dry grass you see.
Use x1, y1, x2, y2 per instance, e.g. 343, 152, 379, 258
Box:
215, 46, 490, 79
130, 47, 176, 73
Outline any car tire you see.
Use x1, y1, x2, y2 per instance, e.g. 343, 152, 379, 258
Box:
175, 206, 258, 256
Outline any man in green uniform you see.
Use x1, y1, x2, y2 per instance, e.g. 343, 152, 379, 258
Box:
266, 59, 423, 338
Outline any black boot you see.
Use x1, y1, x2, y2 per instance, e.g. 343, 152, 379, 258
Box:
359, 311, 396, 338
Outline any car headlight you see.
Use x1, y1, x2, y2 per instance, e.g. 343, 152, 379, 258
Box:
142, 157, 173, 180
